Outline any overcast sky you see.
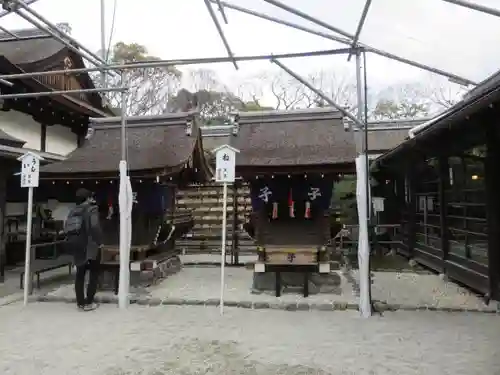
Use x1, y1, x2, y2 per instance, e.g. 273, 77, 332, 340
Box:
3, 0, 500, 103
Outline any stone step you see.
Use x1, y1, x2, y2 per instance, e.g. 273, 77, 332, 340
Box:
181, 236, 254, 245
177, 240, 256, 250
177, 206, 252, 214
176, 197, 251, 205
176, 188, 250, 197
192, 212, 249, 220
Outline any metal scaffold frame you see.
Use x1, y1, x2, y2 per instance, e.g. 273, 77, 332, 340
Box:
0, 0, 496, 316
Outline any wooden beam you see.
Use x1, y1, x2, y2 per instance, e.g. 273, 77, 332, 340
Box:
407, 168, 417, 258
40, 123, 47, 152
437, 156, 450, 268
0, 168, 5, 282
231, 180, 240, 264
485, 123, 500, 301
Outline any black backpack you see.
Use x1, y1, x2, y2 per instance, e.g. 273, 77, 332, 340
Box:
64, 205, 89, 254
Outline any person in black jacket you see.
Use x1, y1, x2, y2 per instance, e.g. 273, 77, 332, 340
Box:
66, 188, 103, 311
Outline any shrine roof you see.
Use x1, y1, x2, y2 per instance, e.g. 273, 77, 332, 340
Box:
232, 107, 357, 168
0, 129, 26, 148
0, 28, 64, 66
40, 112, 208, 178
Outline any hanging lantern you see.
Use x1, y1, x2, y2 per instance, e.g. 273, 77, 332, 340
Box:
305, 201, 311, 219
272, 202, 278, 219
288, 188, 295, 218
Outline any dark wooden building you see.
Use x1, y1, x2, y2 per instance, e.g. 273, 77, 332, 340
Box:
0, 27, 111, 280
231, 108, 356, 286
39, 113, 211, 284
371, 71, 500, 302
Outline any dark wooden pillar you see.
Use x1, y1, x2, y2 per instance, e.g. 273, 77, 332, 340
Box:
40, 123, 47, 152
231, 180, 240, 265
407, 169, 417, 258
485, 124, 500, 301
395, 174, 405, 243
437, 156, 450, 270
76, 132, 85, 148
0, 168, 6, 282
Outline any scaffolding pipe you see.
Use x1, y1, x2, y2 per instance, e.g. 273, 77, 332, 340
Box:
442, 0, 500, 18
0, 24, 19, 38
0, 0, 38, 18
100, 0, 107, 89
216, 0, 228, 23
12, 8, 109, 71
347, 0, 372, 61
0, 86, 127, 100
0, 34, 53, 42
272, 58, 365, 129
213, 0, 476, 86
262, 0, 353, 39
204, 0, 238, 69
0, 48, 353, 80
7, 0, 119, 75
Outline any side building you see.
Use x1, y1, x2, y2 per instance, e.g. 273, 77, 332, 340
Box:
0, 28, 111, 278
371, 69, 500, 303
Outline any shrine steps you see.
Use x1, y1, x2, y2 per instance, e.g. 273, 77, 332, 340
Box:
175, 183, 256, 256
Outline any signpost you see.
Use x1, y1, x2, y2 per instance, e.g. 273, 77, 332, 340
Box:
18, 152, 43, 306
213, 144, 239, 315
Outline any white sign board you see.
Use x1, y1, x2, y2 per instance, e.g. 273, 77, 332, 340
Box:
18, 152, 42, 188
372, 197, 385, 213
214, 144, 239, 184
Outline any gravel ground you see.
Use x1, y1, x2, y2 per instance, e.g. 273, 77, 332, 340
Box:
149, 267, 356, 305
44, 266, 495, 312
46, 267, 357, 306
368, 271, 495, 311
0, 303, 499, 375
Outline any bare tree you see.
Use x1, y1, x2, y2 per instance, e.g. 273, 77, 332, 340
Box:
306, 70, 358, 112
185, 68, 221, 92
371, 83, 431, 120
265, 71, 308, 110
259, 69, 357, 111
426, 76, 467, 110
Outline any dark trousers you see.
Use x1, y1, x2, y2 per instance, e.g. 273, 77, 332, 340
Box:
75, 257, 100, 307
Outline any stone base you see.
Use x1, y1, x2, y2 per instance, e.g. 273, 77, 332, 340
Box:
99, 256, 183, 291
251, 271, 342, 295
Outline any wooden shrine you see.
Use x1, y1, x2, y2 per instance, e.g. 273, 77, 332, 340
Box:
231, 108, 357, 296
39, 112, 212, 291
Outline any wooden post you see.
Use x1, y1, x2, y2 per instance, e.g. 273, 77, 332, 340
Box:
40, 123, 47, 152
395, 175, 405, 245
231, 180, 239, 265
437, 156, 450, 268
0, 168, 6, 282
485, 124, 500, 301
407, 169, 417, 257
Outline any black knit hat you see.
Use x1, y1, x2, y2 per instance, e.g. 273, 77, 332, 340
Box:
75, 188, 92, 200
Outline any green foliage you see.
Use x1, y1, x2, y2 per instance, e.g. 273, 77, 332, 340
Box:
372, 98, 429, 120
331, 176, 358, 225
100, 41, 182, 115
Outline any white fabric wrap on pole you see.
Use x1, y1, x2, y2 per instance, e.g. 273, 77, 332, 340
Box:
356, 155, 372, 318
23, 187, 34, 306
125, 176, 133, 259
220, 182, 228, 315
118, 160, 131, 309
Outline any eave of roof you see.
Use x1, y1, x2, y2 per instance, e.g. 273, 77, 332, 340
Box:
373, 74, 500, 170
40, 112, 207, 179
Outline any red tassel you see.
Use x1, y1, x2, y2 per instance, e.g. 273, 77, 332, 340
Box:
288, 188, 295, 218
305, 201, 311, 219
272, 202, 278, 219
106, 194, 114, 220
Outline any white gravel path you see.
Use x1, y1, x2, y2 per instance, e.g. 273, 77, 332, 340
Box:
0, 303, 499, 375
